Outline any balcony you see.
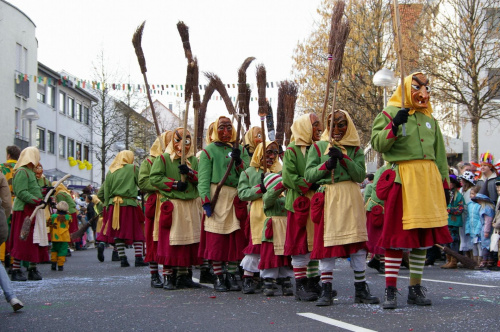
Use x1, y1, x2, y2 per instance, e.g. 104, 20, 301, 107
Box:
14, 135, 29, 150
15, 78, 30, 99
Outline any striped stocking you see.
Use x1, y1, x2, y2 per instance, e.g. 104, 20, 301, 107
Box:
385, 249, 403, 288
409, 249, 426, 286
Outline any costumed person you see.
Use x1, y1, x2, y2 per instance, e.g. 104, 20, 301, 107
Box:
476, 152, 498, 203
53, 181, 79, 252
364, 167, 386, 274
8, 147, 48, 281
457, 171, 475, 264
0, 145, 21, 268
243, 126, 263, 157
371, 72, 452, 309
237, 141, 281, 294
138, 130, 172, 288
466, 184, 482, 265
282, 113, 323, 301
491, 181, 500, 270
441, 174, 464, 269
196, 122, 214, 160
258, 173, 293, 296
472, 185, 495, 268
198, 116, 250, 292
101, 150, 146, 267
35, 163, 54, 261
150, 128, 202, 290
305, 110, 379, 306
49, 201, 71, 271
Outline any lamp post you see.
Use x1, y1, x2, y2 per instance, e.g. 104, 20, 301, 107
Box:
22, 107, 39, 146
373, 68, 397, 107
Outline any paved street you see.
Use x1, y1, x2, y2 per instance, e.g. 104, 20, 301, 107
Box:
1, 248, 499, 332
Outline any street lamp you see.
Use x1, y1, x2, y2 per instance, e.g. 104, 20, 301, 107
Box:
373, 68, 397, 107
22, 107, 39, 146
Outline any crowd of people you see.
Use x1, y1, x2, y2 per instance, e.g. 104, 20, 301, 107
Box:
1, 72, 499, 313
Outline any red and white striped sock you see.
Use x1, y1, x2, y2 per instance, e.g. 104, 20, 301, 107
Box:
385, 249, 403, 288
293, 266, 307, 280
320, 272, 333, 284
12, 259, 21, 270
212, 261, 223, 275
133, 242, 143, 257
150, 262, 158, 274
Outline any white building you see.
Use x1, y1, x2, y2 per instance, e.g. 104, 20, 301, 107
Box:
140, 100, 183, 132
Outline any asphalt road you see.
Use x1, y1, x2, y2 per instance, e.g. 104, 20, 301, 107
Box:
1, 248, 499, 332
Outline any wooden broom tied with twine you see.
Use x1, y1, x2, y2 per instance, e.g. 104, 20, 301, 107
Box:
238, 57, 256, 131
392, 0, 406, 136
132, 21, 164, 152
281, 80, 298, 147
256, 64, 268, 174
180, 61, 195, 182
434, 244, 477, 269
70, 212, 102, 240
197, 79, 216, 151
275, 82, 285, 148
322, 0, 345, 126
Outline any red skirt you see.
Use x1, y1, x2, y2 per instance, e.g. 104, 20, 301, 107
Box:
243, 236, 261, 255
366, 211, 385, 255
377, 182, 452, 249
156, 226, 201, 267
70, 212, 80, 242
258, 241, 291, 270
95, 207, 109, 243
198, 215, 245, 262
144, 194, 158, 262
8, 206, 48, 263
101, 205, 145, 245
283, 209, 309, 256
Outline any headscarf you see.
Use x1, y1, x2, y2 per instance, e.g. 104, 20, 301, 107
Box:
211, 116, 237, 143
321, 110, 360, 155
14, 146, 40, 170
91, 194, 101, 205
249, 141, 282, 173
387, 72, 433, 117
149, 131, 173, 157
165, 127, 195, 162
244, 126, 262, 154
290, 114, 313, 147
205, 122, 215, 145
109, 150, 134, 173
52, 181, 71, 196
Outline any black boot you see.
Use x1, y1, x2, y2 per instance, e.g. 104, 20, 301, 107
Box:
111, 250, 120, 261
263, 278, 275, 296
176, 273, 202, 289
295, 278, 318, 301
10, 269, 27, 282
377, 262, 385, 274
51, 262, 57, 271
213, 274, 228, 292
199, 268, 215, 284
97, 242, 105, 262
4, 254, 10, 269
281, 277, 294, 296
407, 284, 432, 306
134, 256, 149, 267
354, 282, 380, 304
120, 256, 130, 267
382, 286, 399, 309
163, 274, 176, 290
225, 272, 241, 291
307, 276, 322, 296
58, 265, 64, 271
151, 273, 164, 288
316, 282, 334, 306
27, 268, 43, 281
367, 257, 381, 271
242, 277, 256, 294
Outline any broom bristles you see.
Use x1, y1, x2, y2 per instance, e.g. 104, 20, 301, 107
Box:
277, 80, 298, 146
192, 58, 200, 109
438, 245, 478, 269
331, 19, 350, 80
177, 21, 192, 61
204, 72, 236, 115
244, 86, 252, 130
132, 21, 147, 74
328, 0, 345, 55
275, 82, 286, 147
184, 61, 195, 103
256, 64, 268, 117
238, 57, 255, 120
197, 79, 216, 150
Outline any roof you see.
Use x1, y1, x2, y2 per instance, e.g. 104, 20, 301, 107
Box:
141, 100, 181, 122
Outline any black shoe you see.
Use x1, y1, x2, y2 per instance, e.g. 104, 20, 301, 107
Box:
213, 274, 228, 292
354, 281, 380, 304
383, 286, 399, 309
281, 277, 294, 296
120, 256, 130, 267
295, 278, 318, 301
28, 268, 43, 281
407, 284, 432, 306
134, 256, 149, 267
97, 243, 105, 262
151, 273, 164, 288
263, 278, 275, 296
367, 257, 381, 270
316, 282, 334, 306
242, 277, 256, 294
58, 265, 64, 271
307, 276, 322, 296
4, 254, 11, 269
51, 262, 57, 271
111, 250, 120, 261
225, 273, 241, 291
199, 268, 215, 284
176, 274, 202, 289
163, 274, 176, 290
377, 262, 385, 274
10, 269, 27, 282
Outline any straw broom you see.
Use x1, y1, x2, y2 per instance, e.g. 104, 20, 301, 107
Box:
281, 80, 298, 147
434, 244, 477, 269
192, 58, 201, 152
180, 61, 195, 182
392, 0, 407, 136
256, 64, 268, 173
244, 86, 252, 132
132, 21, 164, 152
205, 72, 236, 115
266, 101, 275, 141
238, 57, 256, 131
275, 82, 286, 148
70, 212, 102, 240
197, 79, 216, 151
177, 21, 193, 62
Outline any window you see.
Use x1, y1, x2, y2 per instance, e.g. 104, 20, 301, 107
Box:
84, 145, 90, 161
76, 142, 82, 160
36, 127, 45, 151
67, 139, 75, 158
47, 86, 55, 107
15, 109, 20, 138
59, 92, 66, 114
76, 103, 82, 122
15, 43, 27, 73
488, 68, 500, 99
37, 91, 46, 103
84, 106, 90, 125
59, 135, 66, 158
48, 131, 55, 154
68, 97, 75, 118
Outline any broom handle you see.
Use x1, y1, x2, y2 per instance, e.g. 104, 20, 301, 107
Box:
260, 117, 267, 174
393, 0, 406, 136
322, 60, 334, 126
28, 174, 72, 221
142, 73, 165, 152
180, 99, 191, 182
328, 82, 339, 184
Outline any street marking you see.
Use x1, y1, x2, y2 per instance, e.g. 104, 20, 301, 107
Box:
297, 313, 377, 332
379, 275, 500, 288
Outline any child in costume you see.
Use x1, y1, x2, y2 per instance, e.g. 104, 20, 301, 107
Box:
471, 186, 496, 268
442, 174, 464, 269
458, 171, 476, 261
49, 201, 71, 271
466, 185, 482, 264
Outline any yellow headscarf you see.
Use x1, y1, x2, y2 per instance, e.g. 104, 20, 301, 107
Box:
211, 116, 237, 143
244, 127, 262, 154
321, 110, 360, 155
387, 72, 433, 117
165, 127, 195, 162
91, 194, 101, 205
52, 181, 72, 196
249, 141, 282, 173
290, 114, 313, 147
14, 146, 40, 170
109, 150, 134, 173
149, 131, 173, 157
205, 122, 215, 145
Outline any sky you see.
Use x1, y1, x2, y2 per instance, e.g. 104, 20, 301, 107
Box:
9, 0, 324, 126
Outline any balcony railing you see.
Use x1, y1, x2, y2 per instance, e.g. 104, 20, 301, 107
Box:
14, 136, 29, 150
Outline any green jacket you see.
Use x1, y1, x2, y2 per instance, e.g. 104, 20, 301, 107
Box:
282, 142, 314, 213
97, 183, 105, 204
447, 188, 464, 227
198, 143, 250, 205
103, 164, 139, 207
370, 105, 449, 185
364, 167, 385, 212
149, 154, 199, 201
138, 156, 157, 199
55, 192, 77, 214
12, 166, 43, 211
305, 142, 366, 185
238, 167, 264, 202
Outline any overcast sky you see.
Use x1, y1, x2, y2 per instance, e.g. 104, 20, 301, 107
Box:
9, 0, 324, 126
